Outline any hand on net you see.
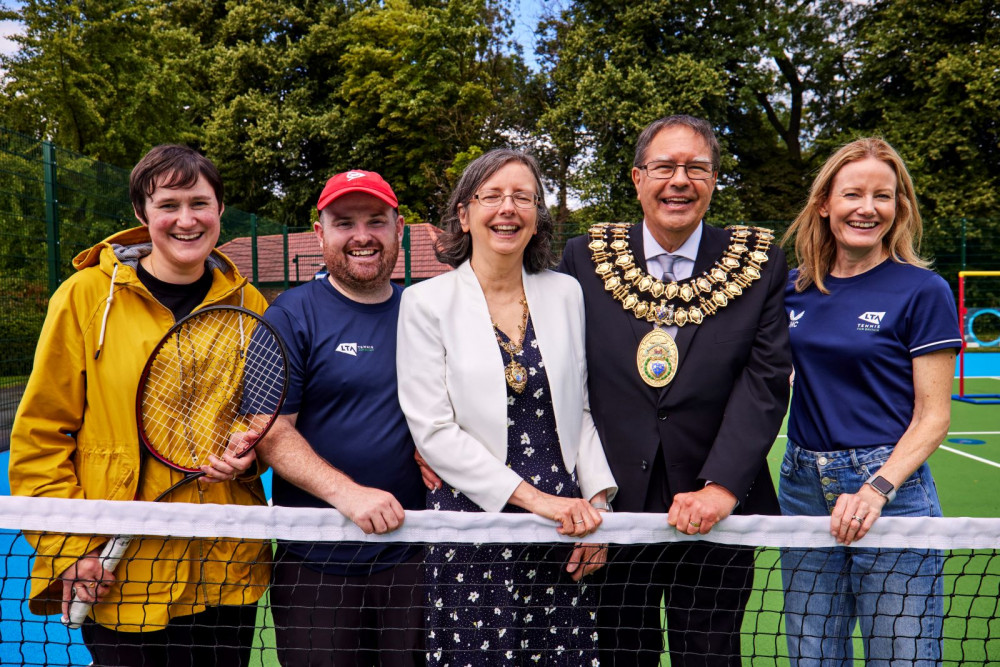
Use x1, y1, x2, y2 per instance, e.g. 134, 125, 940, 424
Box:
334, 483, 406, 535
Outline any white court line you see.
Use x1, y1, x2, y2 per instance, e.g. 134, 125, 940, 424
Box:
939, 445, 1000, 469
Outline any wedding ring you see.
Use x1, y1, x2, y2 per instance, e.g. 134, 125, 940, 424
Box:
689, 521, 701, 528
851, 514, 864, 523
574, 520, 585, 524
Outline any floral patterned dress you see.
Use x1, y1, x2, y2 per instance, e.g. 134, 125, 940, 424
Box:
425, 316, 600, 666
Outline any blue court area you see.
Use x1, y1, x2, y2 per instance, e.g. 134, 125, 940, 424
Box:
958, 353, 1000, 377
0, 453, 274, 666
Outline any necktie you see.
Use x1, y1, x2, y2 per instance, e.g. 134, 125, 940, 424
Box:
662, 254, 677, 282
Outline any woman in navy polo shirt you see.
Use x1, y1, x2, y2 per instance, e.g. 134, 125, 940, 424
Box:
780, 138, 961, 666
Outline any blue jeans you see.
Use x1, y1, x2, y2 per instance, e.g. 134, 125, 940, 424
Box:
778, 441, 944, 667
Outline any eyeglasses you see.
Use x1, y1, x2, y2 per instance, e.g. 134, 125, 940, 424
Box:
637, 161, 715, 181
472, 191, 539, 209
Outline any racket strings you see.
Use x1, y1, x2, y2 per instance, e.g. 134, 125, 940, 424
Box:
140, 309, 286, 472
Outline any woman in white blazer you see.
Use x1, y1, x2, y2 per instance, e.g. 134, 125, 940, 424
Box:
397, 149, 616, 665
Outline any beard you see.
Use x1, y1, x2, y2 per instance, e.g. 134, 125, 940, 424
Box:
325, 239, 399, 295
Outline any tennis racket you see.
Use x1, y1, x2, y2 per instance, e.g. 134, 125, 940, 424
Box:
64, 305, 289, 628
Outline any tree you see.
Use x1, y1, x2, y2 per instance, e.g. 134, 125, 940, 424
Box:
842, 0, 1000, 219
202, 0, 527, 226
837, 0, 1000, 277
333, 0, 526, 221
0, 0, 208, 167
532, 0, 855, 229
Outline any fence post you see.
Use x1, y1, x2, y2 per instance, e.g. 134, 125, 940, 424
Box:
403, 225, 412, 287
282, 224, 290, 291
42, 141, 60, 294
960, 218, 967, 270
250, 213, 259, 286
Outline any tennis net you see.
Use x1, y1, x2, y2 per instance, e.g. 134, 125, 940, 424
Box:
1, 495, 999, 666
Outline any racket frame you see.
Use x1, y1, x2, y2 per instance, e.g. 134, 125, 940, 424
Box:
64, 305, 288, 629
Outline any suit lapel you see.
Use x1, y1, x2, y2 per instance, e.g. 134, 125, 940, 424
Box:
671, 224, 729, 368
625, 225, 656, 347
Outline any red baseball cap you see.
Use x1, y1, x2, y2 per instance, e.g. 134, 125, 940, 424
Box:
317, 170, 398, 211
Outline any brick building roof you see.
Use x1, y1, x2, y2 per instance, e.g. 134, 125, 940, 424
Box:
218, 222, 452, 284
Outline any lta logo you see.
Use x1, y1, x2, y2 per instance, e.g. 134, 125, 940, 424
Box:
857, 311, 885, 331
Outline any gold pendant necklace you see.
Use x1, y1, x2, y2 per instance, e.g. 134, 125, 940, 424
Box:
493, 294, 529, 394
637, 327, 679, 387
588, 223, 773, 387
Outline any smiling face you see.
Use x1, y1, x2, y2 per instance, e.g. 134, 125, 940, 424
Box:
316, 192, 403, 302
631, 125, 717, 252
459, 161, 539, 270
821, 157, 897, 271
140, 173, 222, 284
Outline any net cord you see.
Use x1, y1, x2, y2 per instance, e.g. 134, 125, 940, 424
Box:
2, 496, 997, 549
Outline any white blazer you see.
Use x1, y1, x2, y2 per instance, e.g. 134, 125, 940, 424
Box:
397, 261, 617, 513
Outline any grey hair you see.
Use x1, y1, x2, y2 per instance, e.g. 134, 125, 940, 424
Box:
633, 115, 721, 171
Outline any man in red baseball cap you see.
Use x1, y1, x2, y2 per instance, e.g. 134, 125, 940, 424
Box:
255, 170, 426, 664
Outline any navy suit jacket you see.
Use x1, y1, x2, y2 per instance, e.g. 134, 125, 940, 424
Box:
557, 222, 791, 515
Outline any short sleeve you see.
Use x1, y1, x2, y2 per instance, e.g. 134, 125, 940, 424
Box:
904, 273, 963, 358
263, 300, 307, 413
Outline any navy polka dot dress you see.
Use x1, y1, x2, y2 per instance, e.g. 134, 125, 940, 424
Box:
425, 316, 600, 666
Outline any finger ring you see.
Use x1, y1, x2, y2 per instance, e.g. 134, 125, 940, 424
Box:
689, 521, 701, 528
87, 582, 97, 589
852, 514, 864, 523
574, 519, 585, 524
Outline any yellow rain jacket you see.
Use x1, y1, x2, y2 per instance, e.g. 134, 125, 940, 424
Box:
9, 227, 272, 631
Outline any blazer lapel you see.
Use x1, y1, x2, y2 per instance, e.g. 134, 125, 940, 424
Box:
625, 224, 656, 347
672, 223, 728, 366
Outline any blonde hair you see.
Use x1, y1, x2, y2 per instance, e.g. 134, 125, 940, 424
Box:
783, 137, 928, 294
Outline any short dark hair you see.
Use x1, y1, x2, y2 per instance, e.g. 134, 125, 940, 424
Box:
435, 149, 555, 273
633, 115, 721, 171
130, 145, 224, 224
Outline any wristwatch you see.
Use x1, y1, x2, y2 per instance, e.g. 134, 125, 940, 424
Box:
865, 474, 897, 504
591, 501, 613, 512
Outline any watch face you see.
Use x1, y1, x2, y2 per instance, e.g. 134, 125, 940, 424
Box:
870, 476, 894, 494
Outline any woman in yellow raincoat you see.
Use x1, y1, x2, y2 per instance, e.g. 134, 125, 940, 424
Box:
10, 145, 271, 666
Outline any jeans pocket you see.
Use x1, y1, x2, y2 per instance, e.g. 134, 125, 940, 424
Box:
856, 445, 894, 479
779, 450, 794, 478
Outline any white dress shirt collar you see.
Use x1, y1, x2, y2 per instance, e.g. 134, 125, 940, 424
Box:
642, 221, 703, 269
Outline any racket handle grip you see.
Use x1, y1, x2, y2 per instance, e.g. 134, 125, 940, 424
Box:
64, 535, 133, 630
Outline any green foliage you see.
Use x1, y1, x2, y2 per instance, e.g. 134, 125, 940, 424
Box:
0, 0, 997, 276
201, 0, 526, 226
841, 0, 1000, 218
836, 0, 1000, 279
0, 275, 49, 377
532, 0, 860, 231
0, 0, 208, 167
